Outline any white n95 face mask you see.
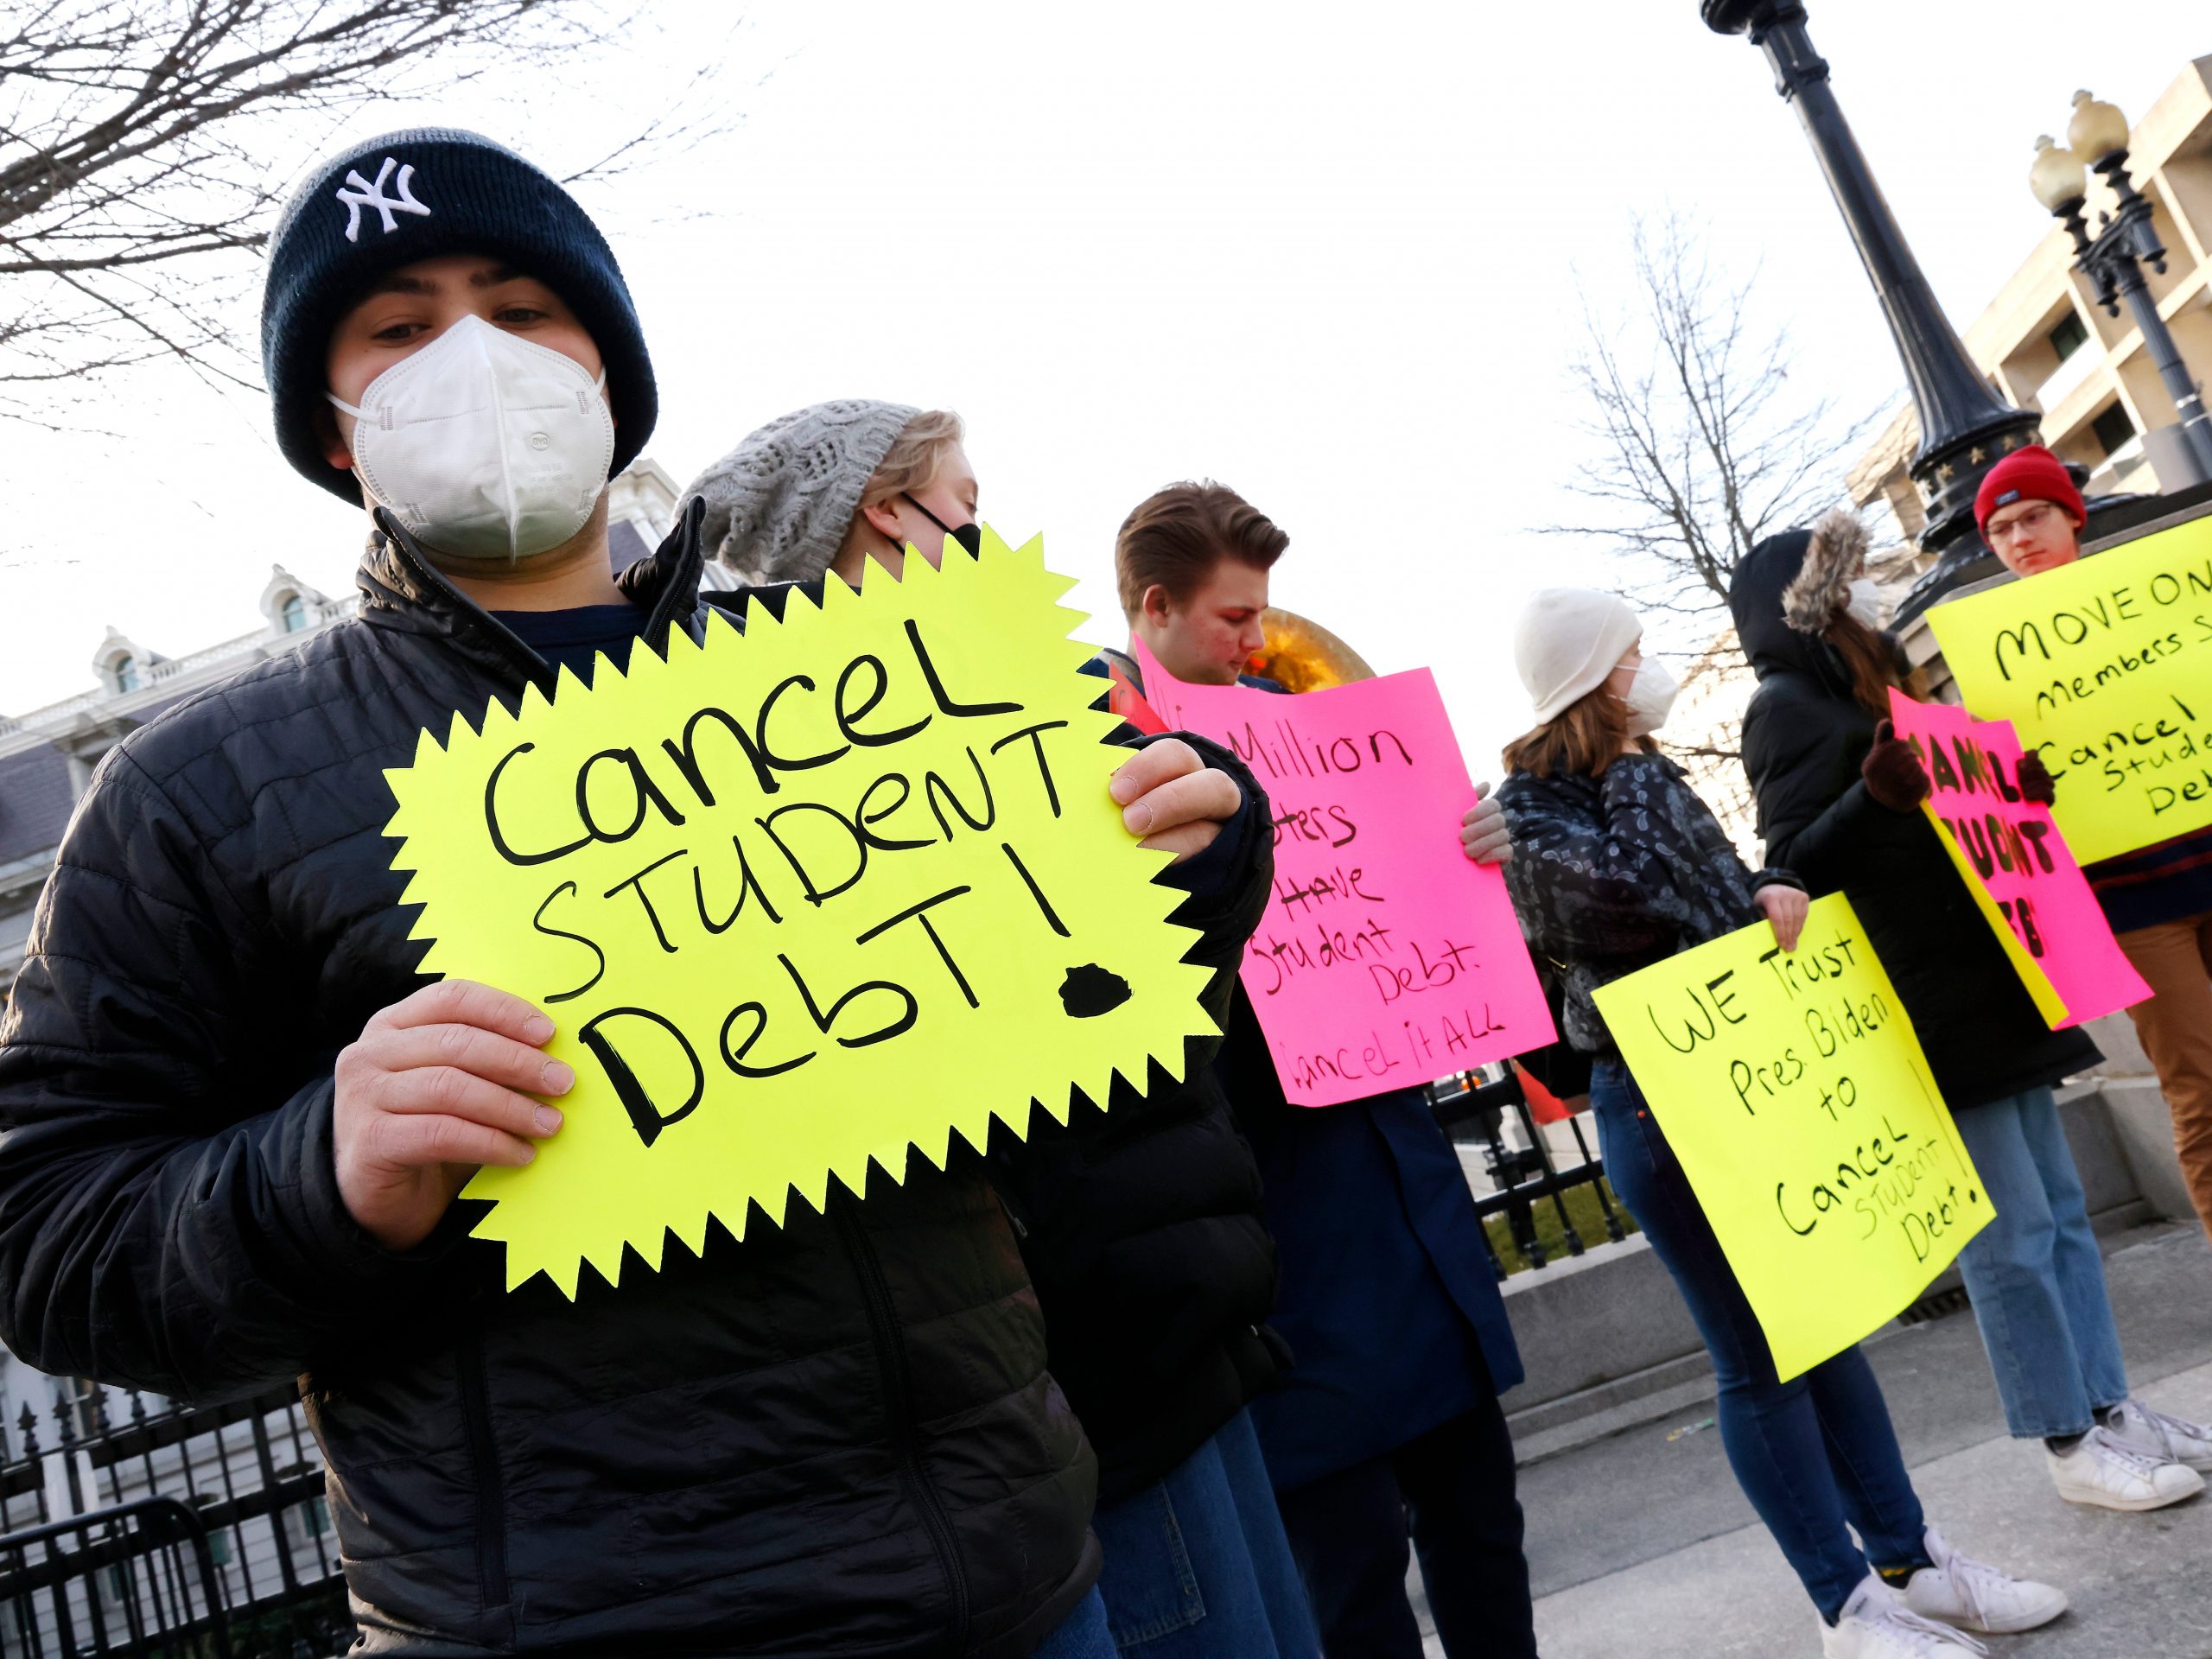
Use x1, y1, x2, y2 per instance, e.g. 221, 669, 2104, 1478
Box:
327, 314, 614, 561
1619, 660, 1679, 737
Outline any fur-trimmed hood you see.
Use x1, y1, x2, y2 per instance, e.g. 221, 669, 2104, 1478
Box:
1783, 507, 1870, 634
1728, 507, 1870, 685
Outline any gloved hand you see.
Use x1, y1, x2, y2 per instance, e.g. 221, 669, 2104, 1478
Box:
2016, 749, 2058, 806
1460, 783, 1512, 865
1860, 720, 1930, 813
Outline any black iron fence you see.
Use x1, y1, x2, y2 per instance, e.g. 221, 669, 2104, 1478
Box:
1429, 1065, 1634, 1277
0, 1386, 350, 1658
1, 1498, 231, 1658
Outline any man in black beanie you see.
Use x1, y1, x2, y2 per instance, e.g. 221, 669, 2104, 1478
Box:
0, 129, 1244, 1657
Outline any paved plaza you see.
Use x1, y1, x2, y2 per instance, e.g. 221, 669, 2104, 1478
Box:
1418, 1222, 2212, 1657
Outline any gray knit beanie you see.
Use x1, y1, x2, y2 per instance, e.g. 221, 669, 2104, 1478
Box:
681, 399, 921, 584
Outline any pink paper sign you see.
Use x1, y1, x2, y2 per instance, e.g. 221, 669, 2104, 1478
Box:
1133, 642, 1557, 1105
1888, 690, 2152, 1028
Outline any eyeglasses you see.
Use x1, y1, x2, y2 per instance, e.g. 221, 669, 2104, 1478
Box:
1985, 502, 2062, 544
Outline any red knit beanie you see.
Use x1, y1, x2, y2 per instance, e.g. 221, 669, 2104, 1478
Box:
1974, 444, 2085, 535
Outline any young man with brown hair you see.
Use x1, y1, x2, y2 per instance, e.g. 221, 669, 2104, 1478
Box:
1115, 481, 1538, 1659
1114, 482, 1287, 685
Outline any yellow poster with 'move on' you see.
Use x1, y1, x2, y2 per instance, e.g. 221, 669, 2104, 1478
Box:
383, 530, 1216, 1298
1926, 517, 2212, 865
1591, 893, 1992, 1382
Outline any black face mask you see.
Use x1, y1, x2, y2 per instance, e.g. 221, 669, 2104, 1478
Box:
902, 492, 983, 556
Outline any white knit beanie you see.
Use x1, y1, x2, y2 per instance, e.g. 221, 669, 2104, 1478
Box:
1513, 589, 1642, 722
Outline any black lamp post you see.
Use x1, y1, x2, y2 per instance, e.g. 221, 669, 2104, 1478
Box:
2030, 95, 2212, 485
1701, 1, 2044, 617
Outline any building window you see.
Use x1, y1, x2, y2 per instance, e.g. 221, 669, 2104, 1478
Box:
2090, 400, 2137, 458
114, 656, 139, 693
2049, 310, 2089, 362
281, 595, 308, 633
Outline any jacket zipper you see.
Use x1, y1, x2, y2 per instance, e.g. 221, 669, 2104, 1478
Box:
454, 1332, 512, 1616
372, 499, 708, 695
378, 512, 558, 693
832, 1195, 970, 1651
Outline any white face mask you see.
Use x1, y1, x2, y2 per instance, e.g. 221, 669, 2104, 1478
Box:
1845, 576, 1885, 630
1618, 659, 1679, 737
327, 315, 614, 561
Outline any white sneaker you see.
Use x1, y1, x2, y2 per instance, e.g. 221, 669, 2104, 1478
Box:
1902, 1525, 2066, 1634
1822, 1574, 1986, 1657
2046, 1425, 2204, 1510
2104, 1399, 2212, 1472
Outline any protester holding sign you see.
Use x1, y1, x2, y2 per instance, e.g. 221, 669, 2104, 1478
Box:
1732, 508, 2212, 1510
1964, 446, 2212, 1243
0, 135, 1274, 1659
1110, 481, 1535, 1659
686, 398, 981, 589
683, 432, 1317, 1659
1497, 588, 2063, 1656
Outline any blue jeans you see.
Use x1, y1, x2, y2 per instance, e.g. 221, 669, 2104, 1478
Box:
1034, 1588, 1118, 1659
1093, 1408, 1322, 1657
1952, 1087, 2129, 1438
1592, 1060, 1927, 1623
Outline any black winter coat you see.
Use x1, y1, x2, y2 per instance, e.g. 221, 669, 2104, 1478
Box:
0, 506, 1119, 1657
988, 1025, 1284, 1505
1729, 533, 2099, 1109
715, 590, 1287, 1506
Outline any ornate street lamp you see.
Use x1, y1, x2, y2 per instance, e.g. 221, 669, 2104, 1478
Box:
2028, 96, 2212, 484
1701, 1, 2044, 619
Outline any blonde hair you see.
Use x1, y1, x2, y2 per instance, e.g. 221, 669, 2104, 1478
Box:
858, 410, 965, 512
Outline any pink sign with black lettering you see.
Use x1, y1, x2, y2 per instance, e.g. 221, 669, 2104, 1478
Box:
1132, 643, 1555, 1105
1887, 690, 2152, 1029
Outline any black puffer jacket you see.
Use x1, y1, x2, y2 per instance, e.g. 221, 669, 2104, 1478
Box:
722, 596, 1286, 1504
985, 923, 1283, 1505
990, 658, 1281, 1505
1729, 532, 2098, 1109
0, 506, 1112, 1657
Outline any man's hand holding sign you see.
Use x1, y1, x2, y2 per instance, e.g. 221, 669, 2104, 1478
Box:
366, 531, 1232, 1291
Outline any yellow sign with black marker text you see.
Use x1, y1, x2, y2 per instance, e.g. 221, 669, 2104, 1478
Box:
383, 531, 1216, 1297
1927, 517, 2212, 863
1592, 894, 1992, 1382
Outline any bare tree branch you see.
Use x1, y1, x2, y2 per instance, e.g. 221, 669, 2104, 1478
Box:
0, 0, 741, 423
1541, 212, 1878, 627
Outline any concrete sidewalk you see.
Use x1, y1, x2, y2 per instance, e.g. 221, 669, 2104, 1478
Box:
1426, 1223, 2212, 1656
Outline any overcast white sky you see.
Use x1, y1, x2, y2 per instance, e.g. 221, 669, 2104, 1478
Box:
2, 2, 2203, 773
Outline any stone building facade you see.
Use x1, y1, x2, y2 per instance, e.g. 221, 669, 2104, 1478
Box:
1851, 56, 2212, 529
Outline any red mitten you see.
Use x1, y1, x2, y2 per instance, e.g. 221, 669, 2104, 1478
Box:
1860, 719, 1931, 813
2015, 749, 2058, 806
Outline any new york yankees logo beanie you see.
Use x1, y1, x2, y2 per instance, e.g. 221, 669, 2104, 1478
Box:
261, 128, 656, 501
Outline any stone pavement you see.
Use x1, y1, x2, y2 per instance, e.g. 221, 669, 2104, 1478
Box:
1414, 1222, 2212, 1657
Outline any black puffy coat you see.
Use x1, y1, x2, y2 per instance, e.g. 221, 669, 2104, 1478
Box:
709, 589, 1286, 1506
986, 950, 1284, 1506
0, 506, 1103, 1657
1729, 532, 2099, 1109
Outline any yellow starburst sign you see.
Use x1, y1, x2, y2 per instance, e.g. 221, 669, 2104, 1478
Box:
384, 530, 1214, 1296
